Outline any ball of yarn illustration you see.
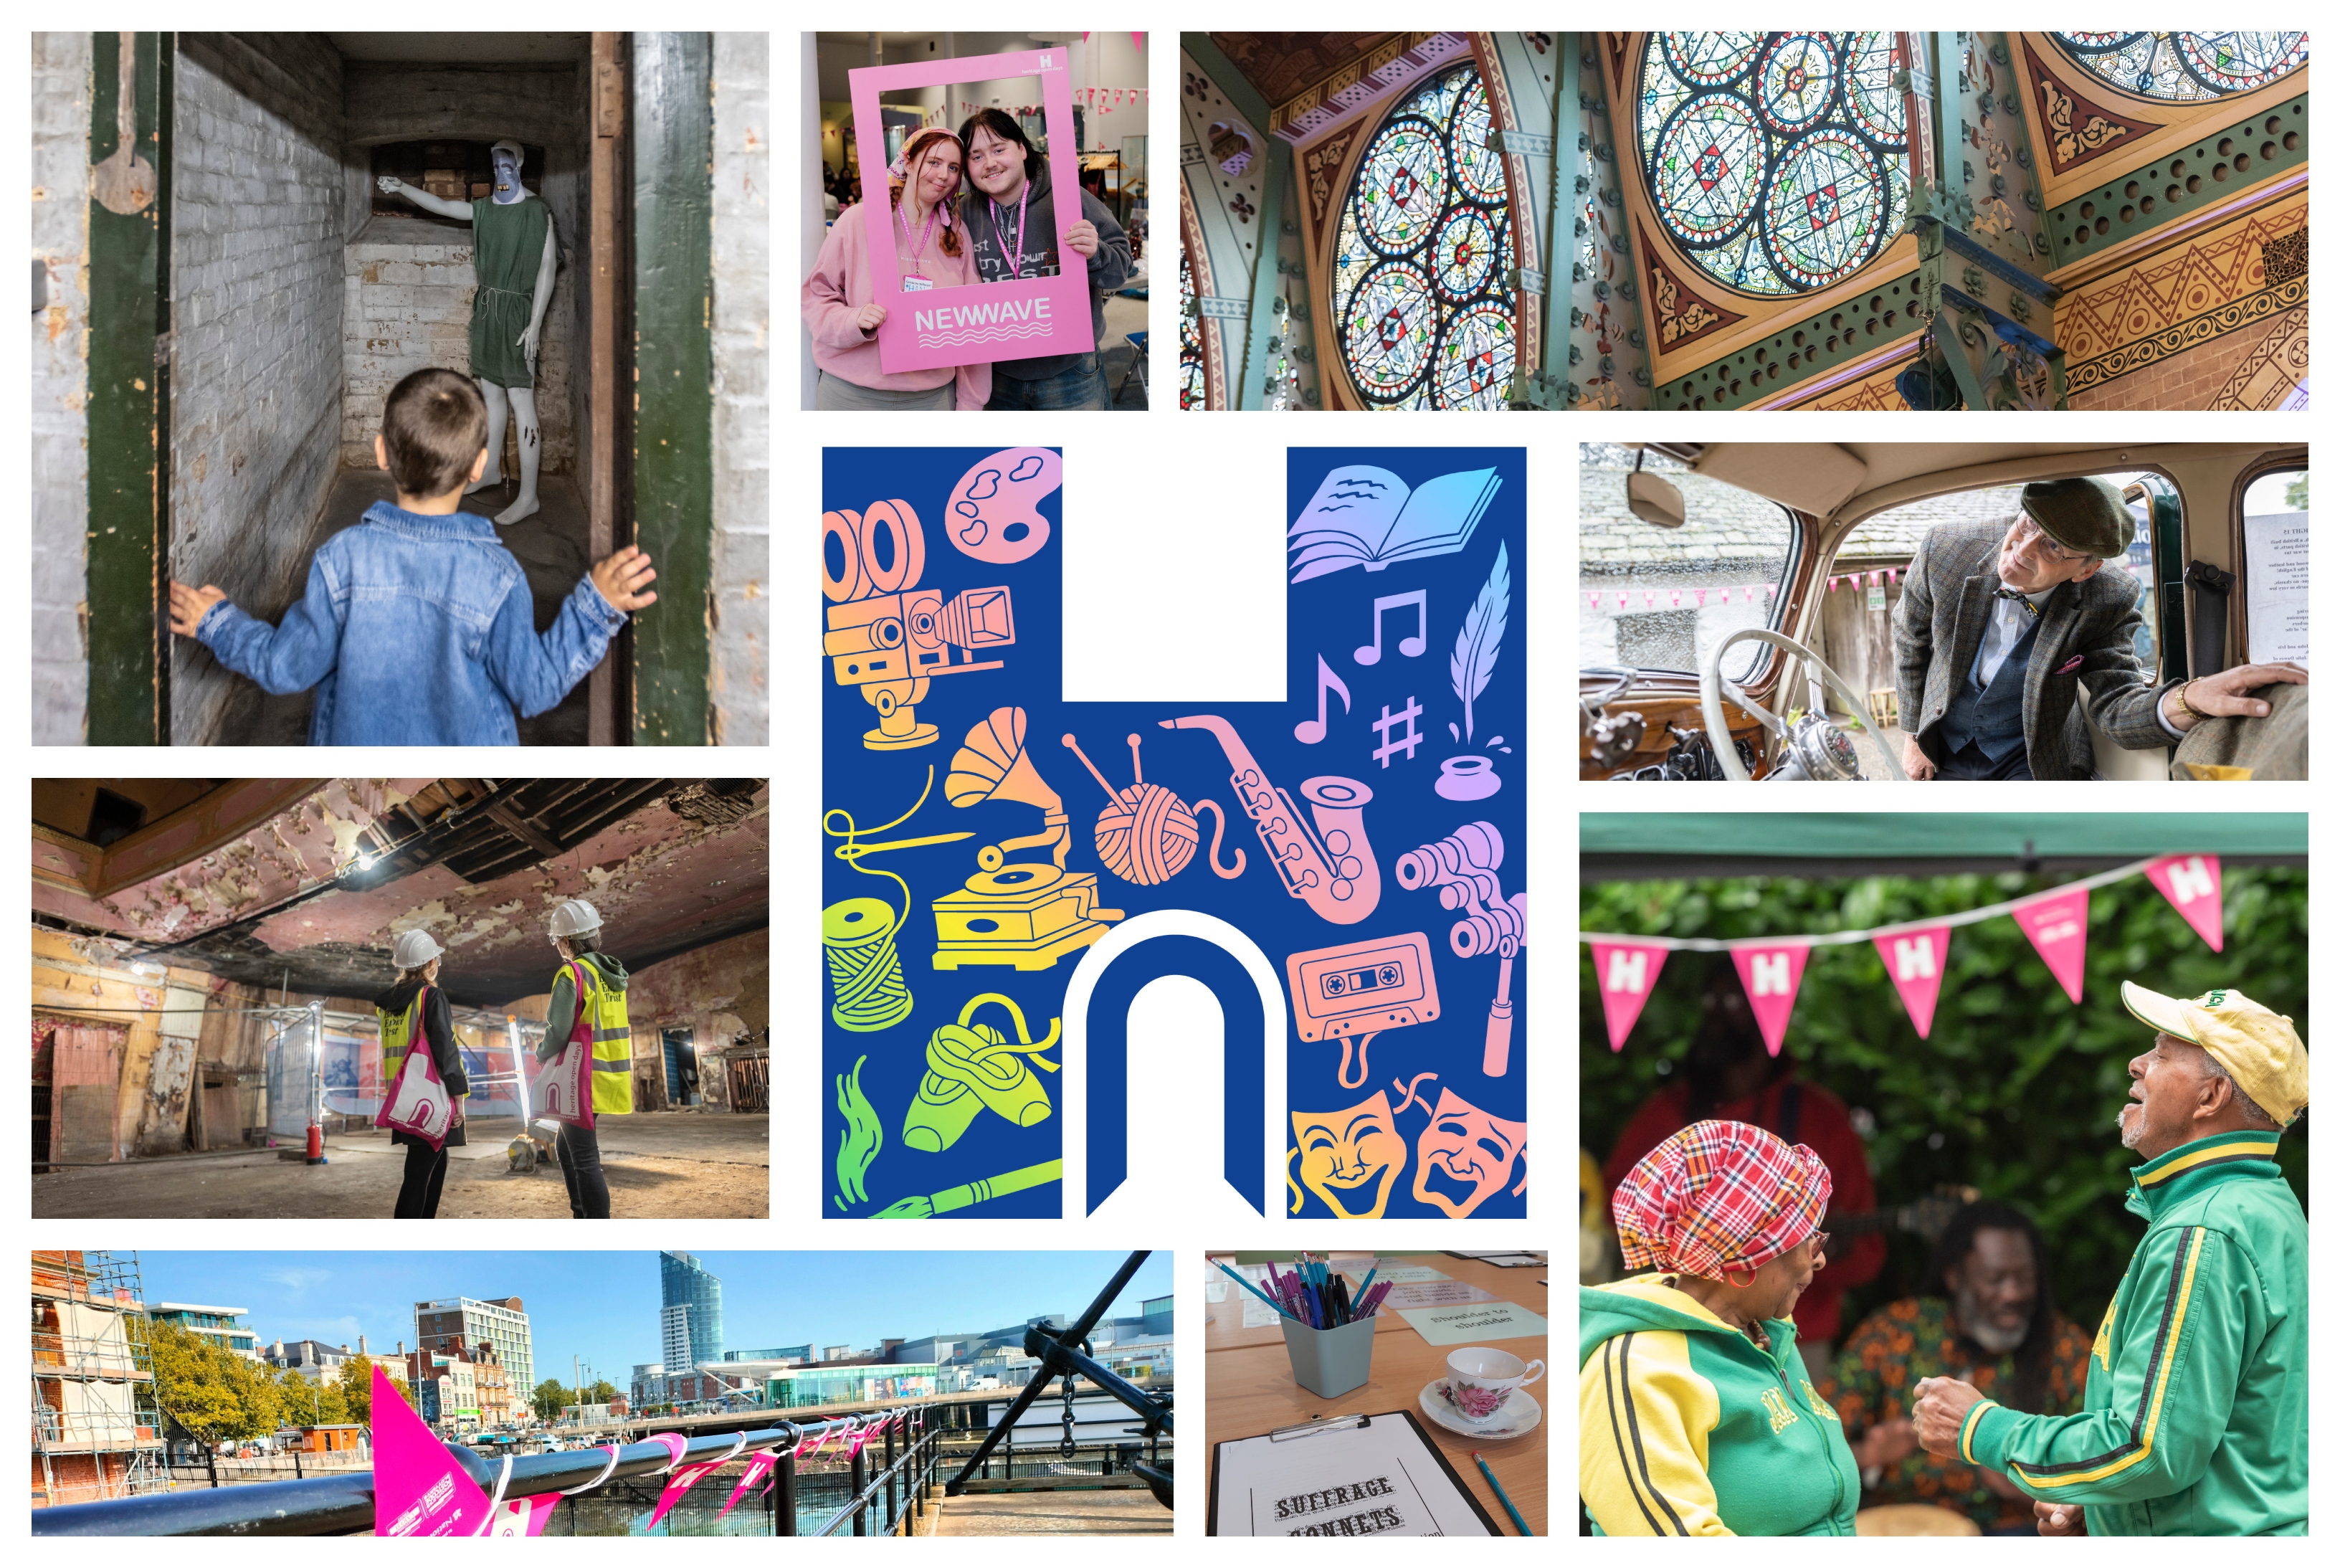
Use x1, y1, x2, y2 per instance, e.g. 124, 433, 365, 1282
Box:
1093, 782, 1201, 886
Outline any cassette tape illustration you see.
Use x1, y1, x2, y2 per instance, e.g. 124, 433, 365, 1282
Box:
1287, 932, 1440, 1041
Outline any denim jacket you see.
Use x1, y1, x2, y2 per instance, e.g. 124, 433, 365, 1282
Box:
196, 502, 627, 745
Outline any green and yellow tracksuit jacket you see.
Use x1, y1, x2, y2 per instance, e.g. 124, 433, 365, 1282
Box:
1579, 1275, 1858, 1536
1958, 1130, 2307, 1535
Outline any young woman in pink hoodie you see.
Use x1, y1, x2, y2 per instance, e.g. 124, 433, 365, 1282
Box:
802, 127, 991, 410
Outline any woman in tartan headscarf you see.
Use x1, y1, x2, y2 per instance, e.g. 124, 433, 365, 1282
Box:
1579, 1120, 1860, 1536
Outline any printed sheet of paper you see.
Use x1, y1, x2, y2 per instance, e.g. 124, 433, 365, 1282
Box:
2244, 512, 2310, 664
1380, 1279, 1496, 1309
1395, 1300, 1550, 1346
1210, 1412, 1493, 1536
1373, 1265, 1450, 1283
1220, 1263, 1285, 1327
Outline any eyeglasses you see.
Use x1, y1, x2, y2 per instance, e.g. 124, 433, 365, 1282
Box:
1804, 1231, 1831, 1255
2011, 514, 2090, 565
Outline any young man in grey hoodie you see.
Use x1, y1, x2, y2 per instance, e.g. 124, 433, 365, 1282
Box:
956, 109, 1133, 410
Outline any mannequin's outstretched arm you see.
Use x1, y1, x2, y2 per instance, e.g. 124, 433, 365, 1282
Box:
520, 221, 558, 369
376, 176, 474, 222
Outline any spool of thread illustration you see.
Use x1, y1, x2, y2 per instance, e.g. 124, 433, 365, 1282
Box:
825, 897, 914, 1032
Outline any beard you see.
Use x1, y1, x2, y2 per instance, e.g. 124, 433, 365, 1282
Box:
2118, 1101, 2144, 1149
1955, 1286, 2030, 1354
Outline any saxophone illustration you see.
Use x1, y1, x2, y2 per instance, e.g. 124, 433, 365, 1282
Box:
1159, 715, 1380, 923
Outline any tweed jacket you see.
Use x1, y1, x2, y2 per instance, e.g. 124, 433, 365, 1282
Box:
1894, 520, 2175, 780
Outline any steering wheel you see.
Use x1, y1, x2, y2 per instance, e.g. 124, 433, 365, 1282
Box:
1698, 627, 1909, 781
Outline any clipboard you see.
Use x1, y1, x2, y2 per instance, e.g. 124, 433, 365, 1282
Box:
1443, 1250, 1546, 1268
1206, 1410, 1500, 1536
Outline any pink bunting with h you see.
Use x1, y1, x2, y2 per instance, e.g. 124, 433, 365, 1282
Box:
645, 1435, 726, 1531
1591, 941, 1668, 1052
717, 1449, 785, 1520
2014, 888, 2091, 1003
1872, 926, 1951, 1038
2145, 854, 2224, 951
1731, 942, 1809, 1056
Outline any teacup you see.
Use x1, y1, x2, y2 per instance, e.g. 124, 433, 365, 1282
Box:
1445, 1345, 1544, 1421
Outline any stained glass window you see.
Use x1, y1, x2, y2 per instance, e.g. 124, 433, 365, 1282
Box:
1639, 32, 1909, 297
1179, 246, 1207, 410
1330, 65, 1518, 410
2055, 32, 2307, 102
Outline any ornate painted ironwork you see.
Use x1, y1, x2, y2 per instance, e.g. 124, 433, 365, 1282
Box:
1330, 65, 1519, 409
1179, 247, 1207, 410
2054, 32, 2307, 101
1639, 31, 1909, 296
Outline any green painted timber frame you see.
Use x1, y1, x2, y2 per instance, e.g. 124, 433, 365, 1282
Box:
631, 32, 714, 746
85, 32, 172, 745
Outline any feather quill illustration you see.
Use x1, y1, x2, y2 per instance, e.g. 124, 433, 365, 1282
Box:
1450, 542, 1509, 743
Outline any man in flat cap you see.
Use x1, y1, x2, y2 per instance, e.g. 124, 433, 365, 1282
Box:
1893, 478, 2307, 779
1911, 982, 2308, 1534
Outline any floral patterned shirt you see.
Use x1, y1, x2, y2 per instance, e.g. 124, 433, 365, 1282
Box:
1819, 1296, 2094, 1531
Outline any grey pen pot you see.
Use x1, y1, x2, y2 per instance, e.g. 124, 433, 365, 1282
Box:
1279, 1314, 1376, 1399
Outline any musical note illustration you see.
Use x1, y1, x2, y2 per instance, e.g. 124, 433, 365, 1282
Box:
1293, 654, 1352, 746
1354, 590, 1427, 666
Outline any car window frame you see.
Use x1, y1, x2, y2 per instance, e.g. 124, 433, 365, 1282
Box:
2229, 448, 2311, 669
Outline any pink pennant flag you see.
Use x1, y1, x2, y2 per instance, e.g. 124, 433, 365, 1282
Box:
648, 1449, 733, 1532
1591, 941, 1668, 1052
1643, 590, 1658, 608
1718, 588, 1731, 605
1731, 942, 1810, 1056
1695, 589, 1709, 607
1668, 588, 1682, 608
484, 1494, 558, 1537
717, 1450, 784, 1520
1614, 591, 1628, 610
1589, 591, 1603, 611
1873, 926, 1951, 1037
372, 1365, 493, 1536
2014, 888, 2091, 1003
2145, 854, 2225, 951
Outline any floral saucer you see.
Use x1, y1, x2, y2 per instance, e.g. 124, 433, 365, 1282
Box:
1418, 1379, 1542, 1442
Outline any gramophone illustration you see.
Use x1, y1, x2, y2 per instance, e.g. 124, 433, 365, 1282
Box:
823, 502, 1015, 750
933, 707, 1124, 970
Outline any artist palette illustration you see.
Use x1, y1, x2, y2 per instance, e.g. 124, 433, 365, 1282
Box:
822, 447, 1527, 1220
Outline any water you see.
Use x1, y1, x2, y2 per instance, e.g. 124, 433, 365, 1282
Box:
538, 1475, 872, 1538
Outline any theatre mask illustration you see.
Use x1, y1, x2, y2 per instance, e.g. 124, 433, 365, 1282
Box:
821, 447, 1528, 1219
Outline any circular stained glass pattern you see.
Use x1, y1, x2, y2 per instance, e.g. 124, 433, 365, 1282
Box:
1331, 64, 1518, 409
1639, 32, 1909, 296
2055, 32, 2307, 101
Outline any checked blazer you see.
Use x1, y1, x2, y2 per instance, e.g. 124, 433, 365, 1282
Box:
1893, 520, 2176, 780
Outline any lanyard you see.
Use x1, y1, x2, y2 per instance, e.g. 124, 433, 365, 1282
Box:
897, 196, 940, 265
989, 182, 1031, 277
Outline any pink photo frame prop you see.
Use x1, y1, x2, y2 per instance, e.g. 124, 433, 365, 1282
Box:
851, 48, 1094, 374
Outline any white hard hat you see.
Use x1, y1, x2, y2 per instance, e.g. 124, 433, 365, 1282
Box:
548, 899, 602, 939
391, 929, 444, 969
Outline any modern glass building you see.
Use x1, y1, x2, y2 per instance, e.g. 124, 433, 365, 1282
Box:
658, 1252, 723, 1372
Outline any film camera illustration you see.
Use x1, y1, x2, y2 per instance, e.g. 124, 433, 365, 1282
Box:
823, 503, 1015, 750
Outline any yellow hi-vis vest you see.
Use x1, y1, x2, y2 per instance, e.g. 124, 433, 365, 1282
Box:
563, 960, 634, 1116
378, 987, 465, 1101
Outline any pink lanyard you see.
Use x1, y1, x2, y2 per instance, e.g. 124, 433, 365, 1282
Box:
989, 184, 1030, 277
897, 199, 939, 266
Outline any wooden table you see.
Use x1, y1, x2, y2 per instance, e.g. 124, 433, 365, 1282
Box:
1204, 1253, 1548, 1536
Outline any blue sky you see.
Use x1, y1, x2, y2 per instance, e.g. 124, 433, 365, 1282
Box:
132, 1251, 1173, 1390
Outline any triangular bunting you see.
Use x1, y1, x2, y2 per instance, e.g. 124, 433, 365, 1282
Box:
647, 1439, 730, 1531
2014, 888, 2091, 1003
1592, 941, 1668, 1052
2144, 854, 2225, 951
1731, 942, 1810, 1056
718, 1450, 784, 1519
484, 1494, 558, 1536
1872, 926, 1950, 1038
371, 1365, 493, 1536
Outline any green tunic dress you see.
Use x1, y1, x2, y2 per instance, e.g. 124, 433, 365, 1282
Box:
469, 194, 551, 389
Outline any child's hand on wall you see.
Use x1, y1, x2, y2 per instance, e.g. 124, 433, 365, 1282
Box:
589, 547, 660, 613
168, 580, 229, 637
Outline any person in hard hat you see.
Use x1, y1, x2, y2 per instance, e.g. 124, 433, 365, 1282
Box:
375, 928, 469, 1218
1913, 983, 2308, 1534
536, 899, 633, 1219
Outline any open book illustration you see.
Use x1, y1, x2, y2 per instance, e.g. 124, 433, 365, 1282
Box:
1288, 467, 1503, 583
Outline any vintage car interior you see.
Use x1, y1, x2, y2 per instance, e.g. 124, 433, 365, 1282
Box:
1581, 442, 2308, 781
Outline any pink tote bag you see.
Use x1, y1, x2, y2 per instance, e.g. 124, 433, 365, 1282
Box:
375, 986, 455, 1149
531, 963, 597, 1130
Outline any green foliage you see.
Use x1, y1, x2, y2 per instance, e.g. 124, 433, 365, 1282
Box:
148, 1324, 280, 1442
2283, 473, 2307, 511
275, 1367, 322, 1428
334, 1354, 399, 1424
586, 1378, 620, 1405
531, 1377, 569, 1422
1580, 868, 2309, 1329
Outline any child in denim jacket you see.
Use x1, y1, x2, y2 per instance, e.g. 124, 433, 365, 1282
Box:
168, 368, 656, 745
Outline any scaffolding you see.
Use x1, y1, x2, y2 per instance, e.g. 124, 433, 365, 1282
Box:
32, 1250, 168, 1506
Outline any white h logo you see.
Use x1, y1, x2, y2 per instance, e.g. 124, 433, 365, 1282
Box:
1749, 953, 1791, 996
2167, 856, 2215, 905
1605, 951, 1647, 994
1892, 936, 1936, 982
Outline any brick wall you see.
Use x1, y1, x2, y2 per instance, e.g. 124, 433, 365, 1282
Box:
31, 32, 91, 745
710, 32, 771, 746
341, 217, 576, 477
171, 32, 348, 746
2068, 318, 2283, 412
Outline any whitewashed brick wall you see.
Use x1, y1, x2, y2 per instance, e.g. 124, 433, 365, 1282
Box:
711, 31, 770, 746
31, 32, 91, 744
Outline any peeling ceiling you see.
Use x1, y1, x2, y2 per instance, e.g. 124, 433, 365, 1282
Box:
31, 779, 769, 1006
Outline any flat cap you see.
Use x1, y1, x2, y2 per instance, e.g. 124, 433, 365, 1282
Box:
2021, 476, 2134, 559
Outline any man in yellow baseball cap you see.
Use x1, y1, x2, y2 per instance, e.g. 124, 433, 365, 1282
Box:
1910, 981, 2307, 1534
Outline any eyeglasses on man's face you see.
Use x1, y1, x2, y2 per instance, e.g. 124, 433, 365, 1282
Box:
2011, 513, 2088, 565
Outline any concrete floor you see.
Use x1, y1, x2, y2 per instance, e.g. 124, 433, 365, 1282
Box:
30, 1110, 765, 1219
1098, 280, 1149, 410
209, 468, 596, 746
930, 1489, 1173, 1536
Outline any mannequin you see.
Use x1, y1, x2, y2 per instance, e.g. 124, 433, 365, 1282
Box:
377, 140, 557, 526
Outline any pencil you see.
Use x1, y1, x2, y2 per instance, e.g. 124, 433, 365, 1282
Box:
1473, 1453, 1531, 1536
1216, 1260, 1293, 1320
